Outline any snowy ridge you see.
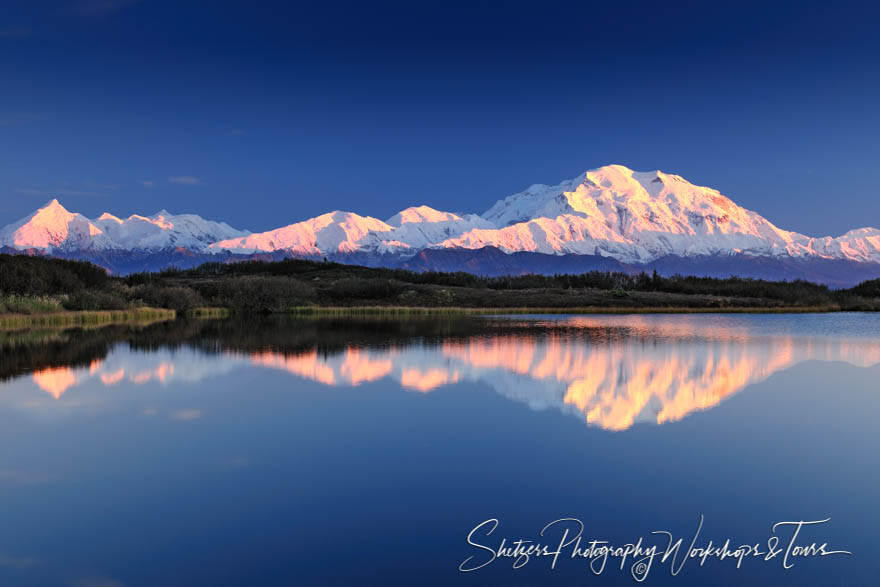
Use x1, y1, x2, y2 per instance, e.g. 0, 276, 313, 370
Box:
209, 211, 398, 256
3, 166, 880, 266
0, 199, 113, 251
209, 206, 492, 256
209, 164, 880, 264
465, 165, 862, 263
0, 200, 248, 252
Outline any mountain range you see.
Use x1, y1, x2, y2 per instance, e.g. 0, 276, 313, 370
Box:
3, 164, 879, 286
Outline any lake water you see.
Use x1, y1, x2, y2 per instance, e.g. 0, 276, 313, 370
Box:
0, 313, 878, 586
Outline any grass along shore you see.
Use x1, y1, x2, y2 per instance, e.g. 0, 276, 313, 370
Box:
0, 307, 176, 329
0, 303, 844, 329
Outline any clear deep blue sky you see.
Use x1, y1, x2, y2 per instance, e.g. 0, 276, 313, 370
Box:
1, 0, 878, 236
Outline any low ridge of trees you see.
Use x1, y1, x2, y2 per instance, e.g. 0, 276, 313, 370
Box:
2, 253, 880, 314
0, 254, 109, 296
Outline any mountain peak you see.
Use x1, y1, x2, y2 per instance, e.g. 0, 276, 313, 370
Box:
1, 201, 247, 253
0, 198, 104, 251
32, 199, 77, 224
97, 212, 122, 223
584, 164, 674, 188
581, 165, 696, 190
592, 163, 635, 174
387, 205, 462, 226
40, 198, 68, 212
313, 210, 380, 225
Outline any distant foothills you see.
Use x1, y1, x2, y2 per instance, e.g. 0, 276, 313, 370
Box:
2, 165, 880, 286
3, 254, 880, 318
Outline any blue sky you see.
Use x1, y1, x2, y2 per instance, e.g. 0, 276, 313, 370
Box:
1, 0, 878, 236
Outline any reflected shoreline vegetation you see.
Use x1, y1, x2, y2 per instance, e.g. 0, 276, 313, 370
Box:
4, 313, 880, 431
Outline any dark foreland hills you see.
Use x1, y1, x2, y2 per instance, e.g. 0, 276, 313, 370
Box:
3, 253, 880, 325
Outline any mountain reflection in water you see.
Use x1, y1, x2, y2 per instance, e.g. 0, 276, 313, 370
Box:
4, 314, 880, 431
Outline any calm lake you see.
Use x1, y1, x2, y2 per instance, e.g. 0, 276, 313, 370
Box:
0, 313, 877, 586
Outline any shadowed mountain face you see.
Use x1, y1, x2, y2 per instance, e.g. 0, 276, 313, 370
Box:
395, 246, 632, 276
396, 246, 880, 287
3, 165, 880, 283
5, 314, 880, 431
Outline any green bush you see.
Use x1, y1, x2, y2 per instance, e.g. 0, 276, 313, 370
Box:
848, 278, 880, 298
63, 291, 128, 311
211, 276, 315, 313
134, 285, 203, 313
0, 254, 109, 296
325, 278, 403, 302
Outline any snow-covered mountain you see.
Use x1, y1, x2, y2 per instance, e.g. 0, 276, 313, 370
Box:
209, 205, 492, 256
3, 165, 880, 283
0, 199, 115, 251
470, 165, 880, 264
0, 199, 248, 252
93, 209, 248, 251
208, 210, 399, 256
384, 206, 495, 250
210, 164, 880, 265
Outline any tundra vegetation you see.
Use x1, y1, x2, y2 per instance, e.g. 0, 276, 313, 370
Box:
2, 253, 880, 320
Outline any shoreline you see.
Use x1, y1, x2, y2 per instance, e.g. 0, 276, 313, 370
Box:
287, 305, 845, 316
0, 304, 864, 330
0, 307, 176, 329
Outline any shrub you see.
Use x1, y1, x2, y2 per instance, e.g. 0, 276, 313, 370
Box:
63, 291, 128, 311
0, 254, 108, 296
325, 278, 403, 302
134, 285, 203, 313
848, 278, 880, 298
213, 276, 316, 313
0, 294, 64, 314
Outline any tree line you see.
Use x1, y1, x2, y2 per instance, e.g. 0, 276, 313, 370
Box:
2, 253, 879, 313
